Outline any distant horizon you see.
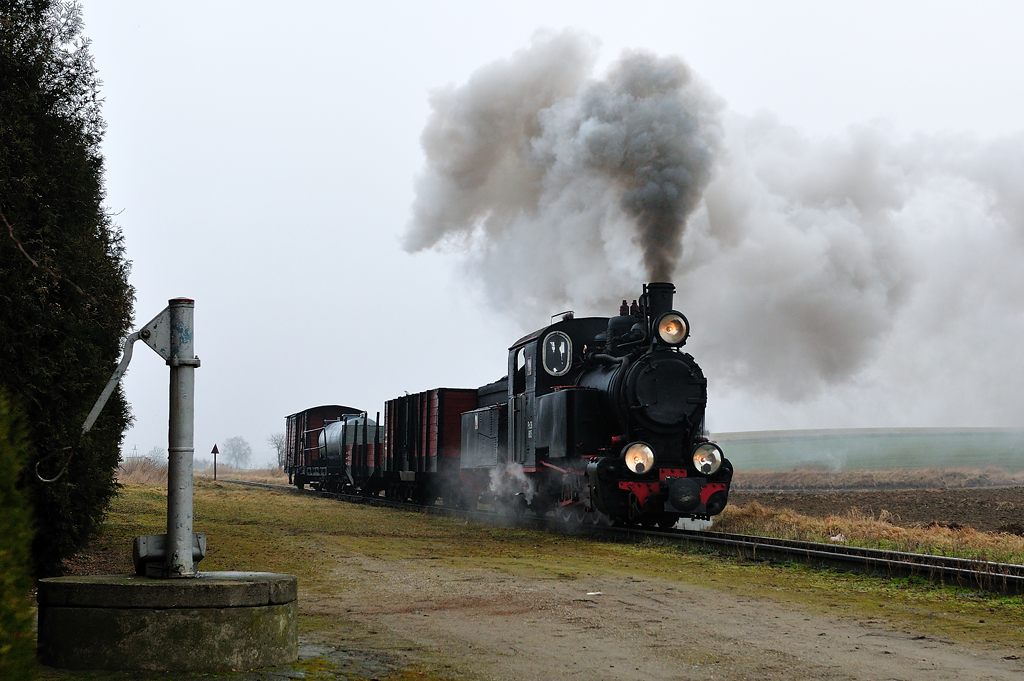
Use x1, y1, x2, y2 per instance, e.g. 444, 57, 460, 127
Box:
716, 426, 1024, 439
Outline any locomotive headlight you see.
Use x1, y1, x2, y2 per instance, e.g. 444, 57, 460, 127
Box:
656, 312, 689, 346
692, 442, 723, 475
623, 442, 655, 475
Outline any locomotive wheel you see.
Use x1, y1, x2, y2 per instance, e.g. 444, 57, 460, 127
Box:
555, 504, 586, 525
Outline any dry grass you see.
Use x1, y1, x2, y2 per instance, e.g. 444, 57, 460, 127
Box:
116, 457, 287, 486
735, 466, 1024, 491
194, 465, 288, 483
716, 501, 1024, 564
116, 457, 167, 485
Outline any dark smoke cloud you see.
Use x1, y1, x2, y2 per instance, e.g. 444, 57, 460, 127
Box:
549, 51, 721, 281
406, 30, 721, 284
407, 34, 1024, 428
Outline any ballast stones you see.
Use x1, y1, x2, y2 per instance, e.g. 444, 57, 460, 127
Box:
37, 571, 298, 671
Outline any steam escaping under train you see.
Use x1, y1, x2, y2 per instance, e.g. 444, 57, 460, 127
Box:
285, 282, 732, 526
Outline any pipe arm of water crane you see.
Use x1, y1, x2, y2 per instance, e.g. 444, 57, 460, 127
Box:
81, 331, 142, 435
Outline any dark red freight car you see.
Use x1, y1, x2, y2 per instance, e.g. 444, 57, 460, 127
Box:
382, 388, 477, 502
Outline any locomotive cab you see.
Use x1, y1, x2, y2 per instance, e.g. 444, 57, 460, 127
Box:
506, 316, 609, 468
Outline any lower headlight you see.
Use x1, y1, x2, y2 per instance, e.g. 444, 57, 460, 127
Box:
623, 442, 655, 474
692, 442, 723, 475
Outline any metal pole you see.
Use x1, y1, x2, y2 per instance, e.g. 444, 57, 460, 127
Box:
166, 298, 198, 577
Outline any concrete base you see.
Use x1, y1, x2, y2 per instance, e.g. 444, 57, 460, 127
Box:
37, 571, 298, 671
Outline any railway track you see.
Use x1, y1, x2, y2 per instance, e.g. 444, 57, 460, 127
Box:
219, 478, 1024, 596
610, 525, 1024, 595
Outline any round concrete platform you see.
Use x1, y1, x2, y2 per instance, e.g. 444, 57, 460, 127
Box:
37, 571, 298, 671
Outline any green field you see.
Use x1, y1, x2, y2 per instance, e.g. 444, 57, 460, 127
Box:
715, 428, 1024, 472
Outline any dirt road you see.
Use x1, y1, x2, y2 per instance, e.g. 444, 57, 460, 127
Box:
308, 554, 1024, 681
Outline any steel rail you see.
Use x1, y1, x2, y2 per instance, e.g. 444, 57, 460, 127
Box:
218, 479, 1024, 595
651, 527, 1024, 576
606, 526, 1024, 595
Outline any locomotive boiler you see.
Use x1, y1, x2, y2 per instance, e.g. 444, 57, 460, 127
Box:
285, 282, 732, 526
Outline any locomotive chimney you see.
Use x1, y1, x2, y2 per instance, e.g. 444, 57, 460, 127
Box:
645, 282, 676, 319
619, 300, 629, 316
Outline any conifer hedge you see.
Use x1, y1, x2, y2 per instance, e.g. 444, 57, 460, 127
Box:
1, 0, 134, 576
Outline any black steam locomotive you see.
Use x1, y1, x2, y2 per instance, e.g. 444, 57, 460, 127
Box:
286, 282, 731, 526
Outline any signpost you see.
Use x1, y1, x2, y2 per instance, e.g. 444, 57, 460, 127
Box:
212, 444, 219, 480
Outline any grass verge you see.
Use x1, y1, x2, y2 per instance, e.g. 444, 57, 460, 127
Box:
715, 501, 1024, 564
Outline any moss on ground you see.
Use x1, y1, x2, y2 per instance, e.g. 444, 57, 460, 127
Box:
32, 481, 1024, 679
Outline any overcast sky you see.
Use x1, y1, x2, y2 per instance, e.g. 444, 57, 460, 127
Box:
80, 1, 1024, 467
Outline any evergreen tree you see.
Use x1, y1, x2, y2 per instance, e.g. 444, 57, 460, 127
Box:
0, 0, 134, 575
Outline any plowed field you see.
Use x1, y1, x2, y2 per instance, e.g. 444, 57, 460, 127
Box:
730, 486, 1024, 534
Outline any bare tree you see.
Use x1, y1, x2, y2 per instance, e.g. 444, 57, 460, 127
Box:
221, 436, 252, 468
267, 433, 286, 469
145, 446, 166, 462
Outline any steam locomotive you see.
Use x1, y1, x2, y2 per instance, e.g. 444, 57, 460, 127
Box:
285, 282, 732, 526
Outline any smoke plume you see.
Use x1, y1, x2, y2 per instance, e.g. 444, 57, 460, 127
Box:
406, 30, 721, 284
407, 33, 1024, 428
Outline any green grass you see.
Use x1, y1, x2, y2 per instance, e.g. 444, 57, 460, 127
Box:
33, 480, 1024, 679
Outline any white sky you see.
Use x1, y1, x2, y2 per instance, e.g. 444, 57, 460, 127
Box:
80, 1, 1024, 467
